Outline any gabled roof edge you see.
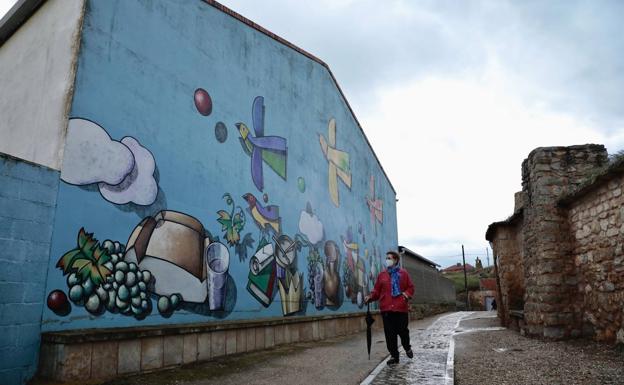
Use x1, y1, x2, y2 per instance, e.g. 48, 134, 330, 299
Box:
0, 0, 46, 46
203, 0, 397, 195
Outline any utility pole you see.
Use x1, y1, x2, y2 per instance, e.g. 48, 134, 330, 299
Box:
462, 245, 469, 310
486, 247, 490, 267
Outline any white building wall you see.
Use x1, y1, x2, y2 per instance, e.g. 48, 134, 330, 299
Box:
0, 0, 84, 170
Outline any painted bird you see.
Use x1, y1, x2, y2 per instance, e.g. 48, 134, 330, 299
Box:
242, 193, 281, 234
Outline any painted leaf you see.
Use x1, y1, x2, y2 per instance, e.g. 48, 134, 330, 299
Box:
73, 258, 92, 281
77, 228, 97, 253
217, 210, 231, 230
56, 249, 82, 274
232, 213, 244, 231
226, 226, 240, 246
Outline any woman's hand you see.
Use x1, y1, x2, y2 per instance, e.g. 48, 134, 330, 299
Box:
401, 292, 409, 300
364, 295, 371, 303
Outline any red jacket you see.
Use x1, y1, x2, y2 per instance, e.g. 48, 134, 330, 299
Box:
369, 268, 415, 313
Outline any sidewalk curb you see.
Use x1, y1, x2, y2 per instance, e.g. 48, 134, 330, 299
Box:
444, 312, 472, 385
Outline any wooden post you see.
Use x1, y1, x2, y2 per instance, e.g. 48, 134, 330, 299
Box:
462, 245, 469, 310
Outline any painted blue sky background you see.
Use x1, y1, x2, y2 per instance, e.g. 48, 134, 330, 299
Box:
2, 0, 624, 269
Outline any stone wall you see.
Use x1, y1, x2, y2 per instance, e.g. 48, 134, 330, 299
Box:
489, 221, 524, 326
566, 172, 624, 342
0, 154, 60, 384
486, 144, 623, 341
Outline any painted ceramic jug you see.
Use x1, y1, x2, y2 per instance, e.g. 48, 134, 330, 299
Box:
323, 240, 340, 306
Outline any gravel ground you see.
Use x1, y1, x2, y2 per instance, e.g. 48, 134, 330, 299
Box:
454, 318, 624, 385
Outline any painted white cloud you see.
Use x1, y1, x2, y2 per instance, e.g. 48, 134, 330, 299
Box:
299, 209, 324, 245
99, 137, 158, 206
61, 118, 134, 185
61, 118, 158, 206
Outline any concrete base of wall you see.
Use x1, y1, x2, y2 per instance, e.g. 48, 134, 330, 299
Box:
37, 312, 383, 382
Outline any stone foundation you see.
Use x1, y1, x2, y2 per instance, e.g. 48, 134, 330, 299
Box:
37, 312, 382, 382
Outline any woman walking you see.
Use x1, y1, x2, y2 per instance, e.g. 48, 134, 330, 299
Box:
365, 250, 415, 365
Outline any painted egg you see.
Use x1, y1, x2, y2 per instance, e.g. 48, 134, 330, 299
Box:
47, 290, 71, 316
263, 193, 269, 203
215, 121, 227, 143
297, 177, 305, 193
194, 88, 212, 116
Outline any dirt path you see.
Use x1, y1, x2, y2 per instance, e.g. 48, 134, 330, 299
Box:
454, 313, 624, 385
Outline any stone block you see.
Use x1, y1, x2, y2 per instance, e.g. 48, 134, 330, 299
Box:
183, 334, 198, 364
0, 282, 25, 304
336, 318, 346, 336
91, 341, 118, 379
118, 340, 141, 374
0, 303, 42, 326
245, 327, 256, 351
543, 327, 565, 339
22, 282, 45, 304
0, 368, 21, 385
0, 196, 55, 224
265, 326, 275, 348
5, 160, 58, 186
11, 220, 54, 244
255, 327, 265, 349
288, 324, 299, 343
19, 180, 58, 206
163, 335, 183, 367
0, 175, 20, 199
274, 325, 284, 346
141, 337, 163, 371
236, 329, 247, 353
59, 343, 92, 381
211, 331, 225, 357
197, 333, 211, 361
38, 343, 60, 379
300, 322, 313, 341
0, 345, 37, 370
312, 321, 320, 340
225, 330, 236, 356
325, 319, 337, 338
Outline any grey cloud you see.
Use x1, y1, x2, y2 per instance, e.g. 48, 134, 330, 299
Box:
221, 0, 624, 133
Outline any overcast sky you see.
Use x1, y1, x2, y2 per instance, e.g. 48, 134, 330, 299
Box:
3, 0, 623, 268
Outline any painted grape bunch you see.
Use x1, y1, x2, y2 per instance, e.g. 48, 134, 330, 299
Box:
52, 229, 155, 319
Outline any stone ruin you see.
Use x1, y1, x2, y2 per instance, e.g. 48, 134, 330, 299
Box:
486, 144, 624, 343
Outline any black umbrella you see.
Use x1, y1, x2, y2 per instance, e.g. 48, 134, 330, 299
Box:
365, 302, 375, 359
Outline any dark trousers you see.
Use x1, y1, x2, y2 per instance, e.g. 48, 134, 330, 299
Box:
381, 311, 411, 359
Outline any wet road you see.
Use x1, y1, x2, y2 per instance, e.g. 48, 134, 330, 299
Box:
362, 312, 472, 385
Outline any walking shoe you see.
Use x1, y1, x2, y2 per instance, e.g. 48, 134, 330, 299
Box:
406, 349, 414, 359
386, 357, 399, 366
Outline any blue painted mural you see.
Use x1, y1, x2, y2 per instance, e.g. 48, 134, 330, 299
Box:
42, 0, 397, 331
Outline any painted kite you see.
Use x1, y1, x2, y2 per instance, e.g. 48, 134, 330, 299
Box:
366, 175, 383, 232
319, 118, 351, 207
237, 96, 287, 192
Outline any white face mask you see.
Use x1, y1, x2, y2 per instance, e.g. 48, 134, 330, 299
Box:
385, 258, 395, 268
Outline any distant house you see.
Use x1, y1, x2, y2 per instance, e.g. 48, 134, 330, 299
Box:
441, 262, 475, 273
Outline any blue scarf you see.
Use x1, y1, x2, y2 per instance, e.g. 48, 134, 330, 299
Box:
388, 266, 401, 297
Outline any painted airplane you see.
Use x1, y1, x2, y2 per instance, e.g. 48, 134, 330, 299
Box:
366, 175, 383, 232
237, 96, 287, 192
319, 118, 351, 207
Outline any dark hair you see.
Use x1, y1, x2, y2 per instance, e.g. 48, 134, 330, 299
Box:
386, 251, 400, 260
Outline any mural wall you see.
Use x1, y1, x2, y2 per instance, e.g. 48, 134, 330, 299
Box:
42, 0, 398, 331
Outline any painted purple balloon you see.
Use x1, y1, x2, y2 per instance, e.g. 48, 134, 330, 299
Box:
194, 88, 212, 116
